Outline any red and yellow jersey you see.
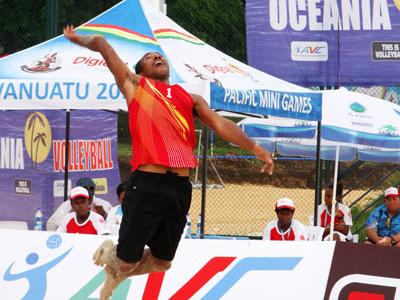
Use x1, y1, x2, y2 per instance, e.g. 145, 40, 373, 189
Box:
129, 77, 198, 171
57, 211, 109, 235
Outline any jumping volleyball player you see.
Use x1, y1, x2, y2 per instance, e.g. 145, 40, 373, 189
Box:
64, 25, 274, 299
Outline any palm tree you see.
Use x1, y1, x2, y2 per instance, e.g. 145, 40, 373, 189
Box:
33, 132, 47, 169
26, 112, 45, 168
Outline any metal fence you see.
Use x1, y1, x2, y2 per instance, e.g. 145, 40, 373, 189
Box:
189, 155, 318, 237
187, 139, 400, 239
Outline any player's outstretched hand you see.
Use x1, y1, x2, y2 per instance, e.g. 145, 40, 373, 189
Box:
252, 144, 274, 175
63, 25, 104, 52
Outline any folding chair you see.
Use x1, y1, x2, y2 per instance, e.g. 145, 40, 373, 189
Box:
304, 225, 324, 241
0, 221, 29, 230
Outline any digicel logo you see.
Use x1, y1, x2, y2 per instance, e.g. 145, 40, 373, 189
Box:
72, 56, 129, 67
73, 56, 108, 67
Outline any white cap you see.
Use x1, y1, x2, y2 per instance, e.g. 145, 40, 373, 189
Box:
384, 187, 398, 198
276, 197, 295, 211
70, 186, 89, 201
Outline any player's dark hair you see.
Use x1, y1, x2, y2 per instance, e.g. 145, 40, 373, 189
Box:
134, 56, 144, 74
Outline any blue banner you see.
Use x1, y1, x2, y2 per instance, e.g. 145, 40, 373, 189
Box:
0, 110, 120, 229
210, 84, 322, 121
246, 0, 400, 86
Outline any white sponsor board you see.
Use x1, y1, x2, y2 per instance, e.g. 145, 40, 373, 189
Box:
0, 229, 334, 299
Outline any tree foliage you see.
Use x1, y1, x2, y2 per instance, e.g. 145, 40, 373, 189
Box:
0, 0, 45, 55
0, 0, 246, 62
166, 0, 246, 62
0, 0, 119, 56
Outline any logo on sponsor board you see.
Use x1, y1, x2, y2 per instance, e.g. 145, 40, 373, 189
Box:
184, 63, 222, 86
53, 179, 72, 197
72, 256, 302, 299
291, 41, 328, 61
184, 59, 259, 85
24, 112, 52, 169
372, 41, 400, 61
92, 177, 108, 194
3, 234, 72, 300
348, 102, 373, 128
15, 179, 32, 195
378, 124, 399, 136
350, 102, 366, 113
324, 242, 400, 300
21, 53, 62, 73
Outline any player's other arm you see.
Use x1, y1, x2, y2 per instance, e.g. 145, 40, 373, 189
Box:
63, 25, 138, 105
192, 93, 274, 175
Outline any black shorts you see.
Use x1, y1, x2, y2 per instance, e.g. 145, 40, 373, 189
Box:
117, 170, 192, 262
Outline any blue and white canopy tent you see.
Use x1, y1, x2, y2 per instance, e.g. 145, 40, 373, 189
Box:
239, 87, 400, 163
238, 117, 357, 161
0, 0, 322, 233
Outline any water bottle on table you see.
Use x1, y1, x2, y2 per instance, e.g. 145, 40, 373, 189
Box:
34, 208, 43, 231
184, 214, 191, 239
196, 214, 201, 237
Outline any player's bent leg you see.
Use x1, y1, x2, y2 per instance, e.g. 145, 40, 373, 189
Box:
149, 255, 171, 272
98, 249, 171, 299
125, 248, 171, 276
109, 252, 140, 274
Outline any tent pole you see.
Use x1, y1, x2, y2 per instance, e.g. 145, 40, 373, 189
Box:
63, 109, 70, 202
325, 160, 331, 186
313, 121, 322, 225
46, 0, 59, 39
329, 145, 340, 241
200, 126, 208, 239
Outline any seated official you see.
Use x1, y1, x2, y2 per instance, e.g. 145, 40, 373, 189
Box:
47, 177, 112, 231
57, 186, 109, 235
318, 182, 353, 241
263, 198, 306, 241
364, 187, 400, 247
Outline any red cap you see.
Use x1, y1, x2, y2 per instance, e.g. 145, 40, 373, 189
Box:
70, 186, 89, 201
276, 197, 295, 211
384, 187, 398, 198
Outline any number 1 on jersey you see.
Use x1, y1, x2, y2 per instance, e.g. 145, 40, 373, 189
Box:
166, 87, 172, 99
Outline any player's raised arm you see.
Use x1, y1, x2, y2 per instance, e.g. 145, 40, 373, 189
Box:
63, 25, 138, 105
191, 93, 274, 175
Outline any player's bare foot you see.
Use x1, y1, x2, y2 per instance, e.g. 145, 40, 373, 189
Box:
93, 240, 114, 266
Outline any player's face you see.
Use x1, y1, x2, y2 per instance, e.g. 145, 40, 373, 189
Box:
71, 197, 90, 217
140, 52, 170, 80
276, 209, 293, 226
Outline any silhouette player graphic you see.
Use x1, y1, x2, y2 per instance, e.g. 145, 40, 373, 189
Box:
3, 234, 72, 300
